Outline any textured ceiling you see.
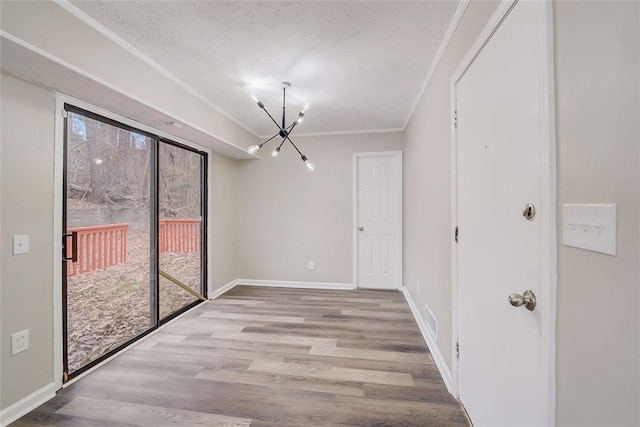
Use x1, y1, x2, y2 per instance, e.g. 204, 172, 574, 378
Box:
69, 1, 458, 136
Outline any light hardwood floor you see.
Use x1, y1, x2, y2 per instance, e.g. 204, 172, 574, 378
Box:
13, 285, 469, 426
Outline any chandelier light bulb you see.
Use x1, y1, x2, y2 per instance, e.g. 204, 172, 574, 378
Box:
251, 94, 265, 109
301, 102, 311, 114
271, 147, 280, 157
295, 117, 304, 125
301, 154, 314, 171
247, 145, 260, 154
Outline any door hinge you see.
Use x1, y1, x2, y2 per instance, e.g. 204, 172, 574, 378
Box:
456, 342, 460, 359
453, 110, 458, 128
61, 109, 68, 119
454, 226, 459, 243
63, 371, 69, 383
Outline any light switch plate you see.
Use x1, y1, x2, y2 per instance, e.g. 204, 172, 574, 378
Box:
12, 235, 29, 255
562, 204, 616, 256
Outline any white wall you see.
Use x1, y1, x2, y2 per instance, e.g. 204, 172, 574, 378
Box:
404, 1, 639, 425
403, 0, 500, 376
554, 2, 639, 425
0, 72, 56, 411
210, 154, 240, 289
236, 132, 404, 284
0, 72, 241, 411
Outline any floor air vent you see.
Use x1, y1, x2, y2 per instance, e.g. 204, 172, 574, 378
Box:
424, 303, 438, 343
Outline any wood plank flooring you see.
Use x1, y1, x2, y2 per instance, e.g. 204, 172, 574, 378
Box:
13, 286, 469, 426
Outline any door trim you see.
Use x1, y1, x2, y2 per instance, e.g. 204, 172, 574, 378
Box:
352, 151, 403, 290
52, 93, 214, 390
449, 0, 557, 424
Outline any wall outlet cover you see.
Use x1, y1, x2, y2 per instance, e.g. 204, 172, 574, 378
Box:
11, 329, 29, 355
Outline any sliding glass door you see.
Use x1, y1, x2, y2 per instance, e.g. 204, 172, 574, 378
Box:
158, 142, 206, 319
62, 105, 207, 380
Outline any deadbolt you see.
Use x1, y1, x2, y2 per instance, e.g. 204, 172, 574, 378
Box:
358, 226, 364, 232
508, 290, 537, 311
522, 203, 536, 221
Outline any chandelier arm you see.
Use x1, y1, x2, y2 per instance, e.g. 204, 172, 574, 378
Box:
282, 86, 286, 129
260, 132, 282, 147
276, 138, 287, 150
261, 106, 284, 130
285, 135, 304, 157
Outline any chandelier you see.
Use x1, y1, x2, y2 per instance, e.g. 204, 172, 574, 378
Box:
247, 82, 314, 171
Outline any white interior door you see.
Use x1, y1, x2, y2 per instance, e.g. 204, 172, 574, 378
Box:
355, 152, 402, 289
455, 1, 553, 426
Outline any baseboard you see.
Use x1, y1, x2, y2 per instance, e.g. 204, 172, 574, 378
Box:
0, 382, 57, 426
209, 279, 240, 299
236, 279, 355, 290
402, 286, 454, 395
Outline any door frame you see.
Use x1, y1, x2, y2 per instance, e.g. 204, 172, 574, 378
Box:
52, 93, 214, 390
449, 0, 557, 424
352, 151, 403, 290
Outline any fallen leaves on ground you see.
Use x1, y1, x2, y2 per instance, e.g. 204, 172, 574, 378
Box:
66, 231, 202, 372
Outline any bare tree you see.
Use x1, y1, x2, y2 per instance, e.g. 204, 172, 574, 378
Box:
67, 112, 201, 218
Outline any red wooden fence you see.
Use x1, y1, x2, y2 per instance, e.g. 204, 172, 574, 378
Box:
66, 219, 200, 276
159, 218, 201, 253
67, 223, 128, 276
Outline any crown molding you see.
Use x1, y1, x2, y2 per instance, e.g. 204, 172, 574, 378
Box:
52, 0, 260, 138
50, 0, 469, 137
260, 127, 404, 139
402, 0, 471, 129
1, 30, 255, 159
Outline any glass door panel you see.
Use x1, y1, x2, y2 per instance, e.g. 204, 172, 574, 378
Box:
158, 142, 205, 319
64, 110, 153, 375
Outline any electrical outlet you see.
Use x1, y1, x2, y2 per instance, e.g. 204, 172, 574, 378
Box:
11, 329, 29, 355
417, 281, 420, 295
308, 260, 315, 270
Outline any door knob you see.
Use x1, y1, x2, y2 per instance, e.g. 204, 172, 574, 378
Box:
508, 290, 537, 311
358, 226, 364, 232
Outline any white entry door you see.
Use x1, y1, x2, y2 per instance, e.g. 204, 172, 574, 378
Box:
354, 152, 402, 289
454, 1, 554, 426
